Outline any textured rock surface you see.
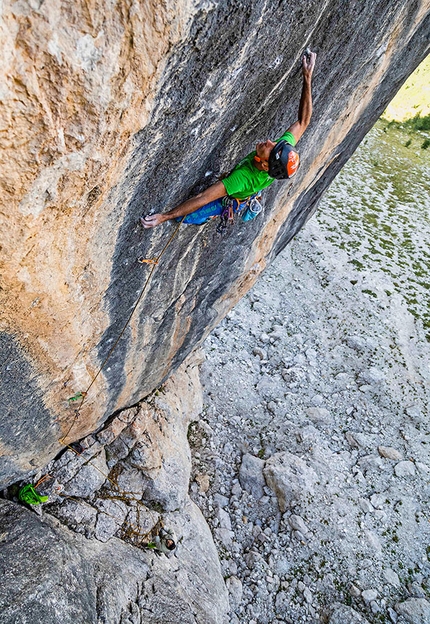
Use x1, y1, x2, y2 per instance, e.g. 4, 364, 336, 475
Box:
0, 498, 229, 624
1, 0, 430, 485
0, 354, 228, 624
329, 604, 371, 624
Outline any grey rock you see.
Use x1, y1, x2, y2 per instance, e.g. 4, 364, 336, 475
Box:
94, 512, 118, 542
116, 467, 146, 496
61, 449, 108, 497
370, 493, 386, 509
346, 336, 368, 351
231, 481, 242, 497
358, 498, 374, 513
364, 530, 382, 556
388, 607, 398, 622
217, 508, 232, 530
346, 432, 371, 448
359, 367, 385, 385
0, 498, 229, 624
47, 499, 97, 535
253, 347, 267, 360
395, 598, 430, 624
226, 576, 243, 611
416, 462, 430, 475
213, 493, 229, 508
349, 584, 362, 597
329, 603, 371, 623
384, 568, 401, 587
395, 461, 416, 477
357, 454, 383, 474
405, 405, 424, 423
408, 581, 427, 598
303, 587, 313, 604
306, 407, 333, 424
378, 446, 403, 460
288, 514, 309, 535
264, 452, 318, 512
275, 591, 290, 614
362, 589, 378, 602
239, 453, 266, 499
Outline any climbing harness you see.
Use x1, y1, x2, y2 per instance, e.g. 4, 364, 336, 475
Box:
216, 194, 261, 234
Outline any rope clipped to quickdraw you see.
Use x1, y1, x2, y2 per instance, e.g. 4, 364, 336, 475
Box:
61, 216, 186, 445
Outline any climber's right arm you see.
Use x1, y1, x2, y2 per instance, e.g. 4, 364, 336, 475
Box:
286, 51, 316, 144
141, 181, 227, 228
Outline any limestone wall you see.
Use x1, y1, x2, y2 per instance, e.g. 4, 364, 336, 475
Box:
1, 0, 429, 486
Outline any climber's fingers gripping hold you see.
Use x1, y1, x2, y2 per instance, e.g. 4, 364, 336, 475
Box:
302, 51, 316, 79
140, 213, 166, 229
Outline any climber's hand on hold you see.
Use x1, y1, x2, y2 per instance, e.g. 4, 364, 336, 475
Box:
140, 213, 167, 229
302, 51, 316, 80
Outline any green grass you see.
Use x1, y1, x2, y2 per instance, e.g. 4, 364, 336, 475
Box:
383, 55, 430, 122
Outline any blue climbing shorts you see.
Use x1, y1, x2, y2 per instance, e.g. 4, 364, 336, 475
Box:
177, 196, 256, 225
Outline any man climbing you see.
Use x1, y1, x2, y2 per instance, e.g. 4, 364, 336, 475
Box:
141, 50, 316, 230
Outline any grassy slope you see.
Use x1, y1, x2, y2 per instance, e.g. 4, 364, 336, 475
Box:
383, 55, 430, 121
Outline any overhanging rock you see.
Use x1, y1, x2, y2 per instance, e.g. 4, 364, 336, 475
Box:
1, 0, 429, 486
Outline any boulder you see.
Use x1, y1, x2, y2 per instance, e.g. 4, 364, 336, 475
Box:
239, 453, 266, 499
329, 603, 370, 623
395, 598, 430, 624
263, 452, 318, 512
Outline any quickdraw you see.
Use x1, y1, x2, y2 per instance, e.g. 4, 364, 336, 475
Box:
216, 194, 258, 234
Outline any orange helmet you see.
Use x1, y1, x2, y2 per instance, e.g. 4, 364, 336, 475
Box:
268, 141, 300, 179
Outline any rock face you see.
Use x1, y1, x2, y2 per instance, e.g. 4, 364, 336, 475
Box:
0, 354, 229, 624
1, 0, 430, 485
0, 498, 229, 624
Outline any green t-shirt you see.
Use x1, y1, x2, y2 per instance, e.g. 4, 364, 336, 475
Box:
222, 131, 297, 200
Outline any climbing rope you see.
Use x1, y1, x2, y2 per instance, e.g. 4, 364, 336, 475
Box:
60, 216, 186, 445
8, 219, 187, 550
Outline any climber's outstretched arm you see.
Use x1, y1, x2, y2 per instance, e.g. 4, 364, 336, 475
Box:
286, 51, 316, 144
141, 181, 227, 229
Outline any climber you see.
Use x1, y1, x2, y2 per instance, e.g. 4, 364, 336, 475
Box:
141, 50, 316, 230
150, 527, 177, 556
